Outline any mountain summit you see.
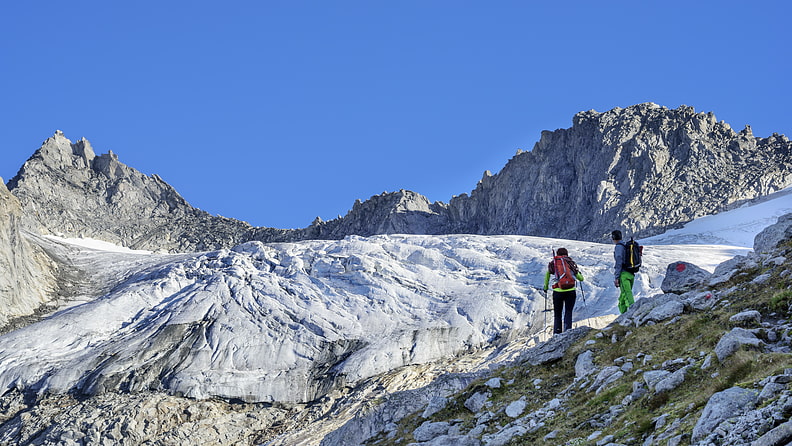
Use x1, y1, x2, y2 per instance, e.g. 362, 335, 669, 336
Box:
444, 103, 792, 240
6, 131, 309, 252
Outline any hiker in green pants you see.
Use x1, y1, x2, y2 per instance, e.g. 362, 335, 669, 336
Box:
612, 230, 634, 313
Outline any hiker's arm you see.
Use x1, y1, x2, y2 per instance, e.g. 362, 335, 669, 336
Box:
543, 270, 550, 291
613, 244, 624, 286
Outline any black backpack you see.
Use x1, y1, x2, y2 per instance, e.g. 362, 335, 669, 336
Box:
623, 238, 643, 273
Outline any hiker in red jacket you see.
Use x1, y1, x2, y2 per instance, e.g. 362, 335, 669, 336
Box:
543, 248, 585, 334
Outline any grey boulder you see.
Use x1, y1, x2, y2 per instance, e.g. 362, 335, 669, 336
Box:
661, 261, 711, 294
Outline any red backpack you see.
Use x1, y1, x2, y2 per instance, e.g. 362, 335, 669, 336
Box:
552, 253, 577, 290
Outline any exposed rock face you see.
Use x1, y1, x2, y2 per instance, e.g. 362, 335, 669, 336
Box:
446, 103, 792, 241
0, 180, 54, 325
317, 190, 449, 238
692, 386, 759, 442
6, 131, 315, 252
6, 133, 451, 252
754, 212, 792, 254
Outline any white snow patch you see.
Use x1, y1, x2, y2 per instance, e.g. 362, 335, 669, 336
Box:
44, 235, 153, 254
643, 186, 792, 248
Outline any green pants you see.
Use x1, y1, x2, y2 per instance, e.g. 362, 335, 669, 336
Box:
618, 271, 635, 314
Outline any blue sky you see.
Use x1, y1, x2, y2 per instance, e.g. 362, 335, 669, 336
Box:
2, 1, 790, 229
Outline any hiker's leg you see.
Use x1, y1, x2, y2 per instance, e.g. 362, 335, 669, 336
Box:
552, 291, 564, 334
618, 271, 635, 313
563, 290, 576, 331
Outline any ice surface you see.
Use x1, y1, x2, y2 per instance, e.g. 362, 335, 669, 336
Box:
0, 234, 741, 403
0, 187, 787, 403
643, 186, 792, 248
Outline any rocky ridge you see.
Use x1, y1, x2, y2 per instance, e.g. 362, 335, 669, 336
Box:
7, 104, 792, 254
445, 103, 792, 240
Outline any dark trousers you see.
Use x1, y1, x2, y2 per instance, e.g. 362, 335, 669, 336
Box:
553, 290, 577, 334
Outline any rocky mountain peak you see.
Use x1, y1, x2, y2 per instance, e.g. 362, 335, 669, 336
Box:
34, 131, 82, 169
445, 103, 792, 241
6, 104, 792, 253
318, 189, 448, 238
6, 133, 316, 252
6, 133, 200, 249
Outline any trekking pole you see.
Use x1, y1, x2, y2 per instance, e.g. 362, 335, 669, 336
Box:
544, 288, 548, 312
543, 288, 548, 342
544, 287, 556, 341
528, 286, 549, 341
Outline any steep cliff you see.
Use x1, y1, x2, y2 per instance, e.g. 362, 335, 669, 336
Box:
0, 180, 54, 326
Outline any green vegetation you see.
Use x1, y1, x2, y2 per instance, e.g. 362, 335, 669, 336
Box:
770, 290, 792, 313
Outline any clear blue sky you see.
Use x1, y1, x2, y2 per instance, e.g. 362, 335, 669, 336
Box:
2, 1, 790, 229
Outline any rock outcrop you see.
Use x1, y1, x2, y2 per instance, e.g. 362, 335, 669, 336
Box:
0, 180, 54, 326
445, 103, 792, 240
661, 261, 712, 294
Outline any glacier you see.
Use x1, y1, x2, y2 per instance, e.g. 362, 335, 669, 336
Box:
0, 230, 748, 404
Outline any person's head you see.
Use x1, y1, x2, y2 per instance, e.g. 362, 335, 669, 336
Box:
557, 247, 569, 256
611, 230, 622, 242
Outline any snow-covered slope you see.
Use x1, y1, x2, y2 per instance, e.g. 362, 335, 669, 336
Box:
643, 186, 792, 247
